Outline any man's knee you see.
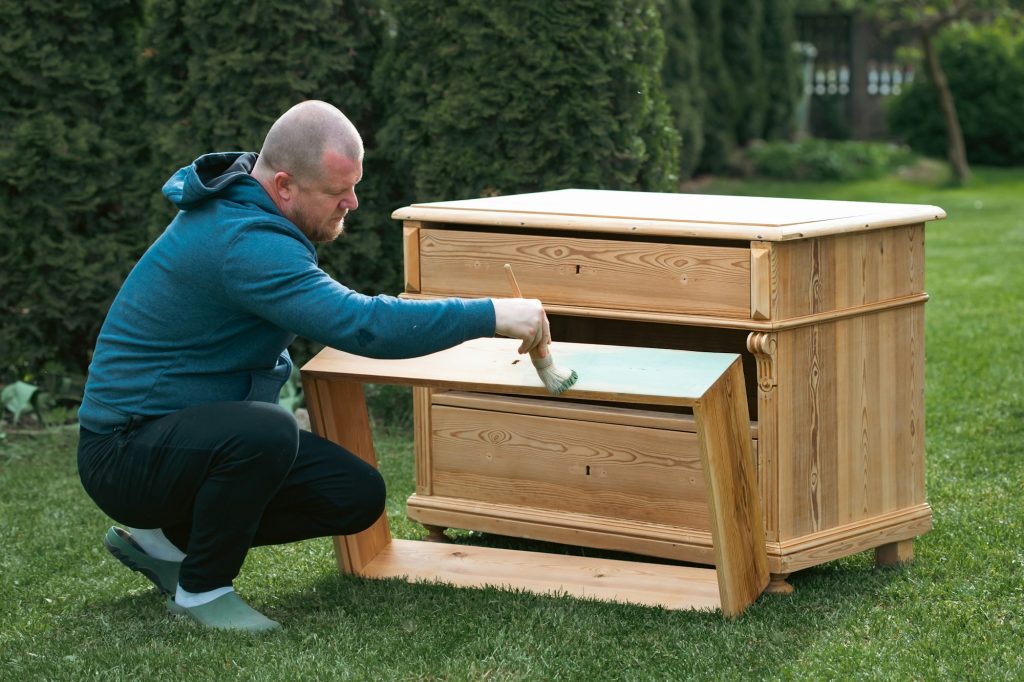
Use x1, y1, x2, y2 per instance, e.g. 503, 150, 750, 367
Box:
338, 467, 386, 535
227, 403, 300, 473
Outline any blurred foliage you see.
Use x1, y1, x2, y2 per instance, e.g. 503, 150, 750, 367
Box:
0, 0, 149, 383
1, 0, 806, 404
661, 0, 705, 179
888, 18, 1024, 166
374, 1, 680, 199
740, 139, 917, 180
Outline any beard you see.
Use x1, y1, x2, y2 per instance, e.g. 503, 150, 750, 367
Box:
290, 206, 346, 244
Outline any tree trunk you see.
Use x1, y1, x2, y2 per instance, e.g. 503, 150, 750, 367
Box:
921, 30, 970, 185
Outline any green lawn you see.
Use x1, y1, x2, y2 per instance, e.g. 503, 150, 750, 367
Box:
2, 166, 1022, 680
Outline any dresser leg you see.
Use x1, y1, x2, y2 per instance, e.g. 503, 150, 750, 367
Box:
875, 539, 914, 567
422, 524, 449, 543
764, 573, 794, 595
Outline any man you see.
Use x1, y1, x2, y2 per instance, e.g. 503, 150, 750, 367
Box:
77, 100, 549, 632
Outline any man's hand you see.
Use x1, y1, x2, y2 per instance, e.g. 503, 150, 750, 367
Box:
492, 298, 551, 355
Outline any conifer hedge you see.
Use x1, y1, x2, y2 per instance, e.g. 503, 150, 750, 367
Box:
661, 0, 706, 179
374, 0, 680, 200
691, 0, 738, 172
140, 0, 397, 294
0, 0, 148, 382
761, 0, 800, 140
888, 19, 1024, 167
722, 0, 766, 145
1, 0, 803, 386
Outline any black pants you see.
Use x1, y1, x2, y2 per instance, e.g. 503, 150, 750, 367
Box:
77, 401, 385, 592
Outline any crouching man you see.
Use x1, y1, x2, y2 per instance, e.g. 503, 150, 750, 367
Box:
77, 100, 549, 632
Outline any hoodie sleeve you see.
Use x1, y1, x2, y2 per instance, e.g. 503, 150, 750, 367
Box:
222, 222, 496, 358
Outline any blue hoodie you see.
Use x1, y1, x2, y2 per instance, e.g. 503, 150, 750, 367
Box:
79, 152, 495, 434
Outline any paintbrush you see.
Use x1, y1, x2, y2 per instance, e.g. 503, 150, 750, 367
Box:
503, 263, 578, 396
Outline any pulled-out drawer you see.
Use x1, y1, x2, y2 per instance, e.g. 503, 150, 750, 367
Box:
408, 391, 760, 562
416, 227, 751, 319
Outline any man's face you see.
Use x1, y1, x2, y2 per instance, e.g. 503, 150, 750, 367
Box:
286, 151, 362, 244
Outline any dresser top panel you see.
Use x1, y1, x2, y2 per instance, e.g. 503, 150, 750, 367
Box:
394, 189, 945, 241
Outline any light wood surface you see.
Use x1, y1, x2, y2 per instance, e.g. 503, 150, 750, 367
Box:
693, 360, 769, 613
403, 222, 421, 293
303, 338, 769, 616
413, 387, 433, 496
418, 227, 751, 318
750, 242, 772, 321
400, 291, 930, 332
359, 539, 723, 612
772, 224, 924, 319
428, 403, 710, 528
396, 189, 939, 591
406, 494, 718, 565
393, 189, 945, 241
302, 377, 391, 573
875, 539, 915, 566
431, 390, 759, 437
769, 503, 931, 573
304, 338, 739, 407
775, 305, 925, 539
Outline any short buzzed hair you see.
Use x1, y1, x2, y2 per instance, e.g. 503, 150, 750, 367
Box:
257, 100, 363, 182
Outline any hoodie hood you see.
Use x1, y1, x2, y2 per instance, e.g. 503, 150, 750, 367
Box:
161, 151, 280, 214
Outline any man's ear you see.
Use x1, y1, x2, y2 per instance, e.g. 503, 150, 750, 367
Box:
273, 171, 296, 201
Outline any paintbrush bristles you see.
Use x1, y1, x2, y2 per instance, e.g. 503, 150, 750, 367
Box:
531, 353, 579, 396
503, 262, 578, 396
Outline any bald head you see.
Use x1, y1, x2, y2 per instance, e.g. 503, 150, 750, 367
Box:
254, 100, 363, 183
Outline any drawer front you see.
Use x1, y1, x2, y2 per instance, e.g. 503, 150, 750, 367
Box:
429, 404, 711, 529
419, 228, 751, 318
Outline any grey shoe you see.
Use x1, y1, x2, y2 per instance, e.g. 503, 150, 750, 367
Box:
167, 591, 280, 632
103, 526, 181, 596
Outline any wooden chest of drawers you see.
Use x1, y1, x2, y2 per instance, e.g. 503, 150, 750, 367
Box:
394, 189, 945, 586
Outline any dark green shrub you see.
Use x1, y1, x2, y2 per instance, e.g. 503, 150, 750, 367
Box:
761, 0, 800, 140
139, 0, 394, 369
141, 0, 397, 295
375, 0, 680, 200
743, 139, 916, 180
0, 0, 147, 383
661, 0, 706, 179
722, 0, 766, 145
888, 19, 1024, 166
692, 0, 738, 172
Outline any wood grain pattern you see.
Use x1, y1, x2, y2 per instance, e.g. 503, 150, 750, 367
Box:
428, 405, 710, 528
549, 314, 760, 418
360, 539, 723, 612
393, 189, 945, 241
694, 359, 769, 615
773, 225, 925, 319
302, 377, 391, 573
431, 390, 758, 438
747, 332, 779, 542
417, 227, 751, 318
413, 387, 433, 496
875, 539, 915, 566
406, 494, 718, 565
390, 190, 939, 585
750, 242, 773, 320
768, 503, 931, 573
775, 305, 926, 539
403, 222, 421, 293
304, 338, 739, 407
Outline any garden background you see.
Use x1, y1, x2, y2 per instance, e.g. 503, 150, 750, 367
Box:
2, 1, 1022, 679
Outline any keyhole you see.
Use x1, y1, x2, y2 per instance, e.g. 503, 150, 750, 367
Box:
575, 265, 581, 274
585, 465, 591, 476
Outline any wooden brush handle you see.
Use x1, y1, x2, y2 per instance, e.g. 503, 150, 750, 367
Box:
503, 263, 523, 298
503, 264, 545, 360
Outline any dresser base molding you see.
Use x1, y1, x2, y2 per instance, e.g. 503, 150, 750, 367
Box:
767, 503, 933, 573
408, 495, 932, 576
